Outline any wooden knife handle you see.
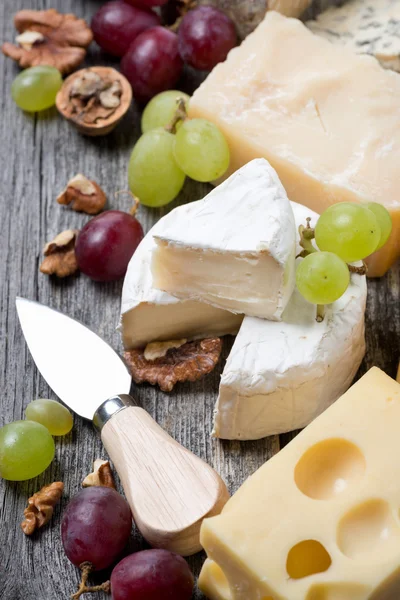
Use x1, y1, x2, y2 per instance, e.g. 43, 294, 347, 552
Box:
101, 404, 229, 556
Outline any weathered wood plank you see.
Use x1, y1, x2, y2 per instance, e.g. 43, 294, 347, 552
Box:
0, 1, 399, 599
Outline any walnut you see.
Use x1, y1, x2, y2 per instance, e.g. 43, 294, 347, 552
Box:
144, 339, 187, 361
125, 338, 222, 392
40, 229, 79, 278
21, 481, 64, 535
56, 67, 132, 136
2, 9, 93, 75
82, 459, 116, 489
57, 174, 107, 215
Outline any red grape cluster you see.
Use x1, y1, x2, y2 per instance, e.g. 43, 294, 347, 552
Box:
62, 487, 194, 599
91, 0, 237, 103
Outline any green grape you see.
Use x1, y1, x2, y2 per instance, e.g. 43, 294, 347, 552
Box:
364, 202, 392, 250
128, 129, 186, 207
141, 90, 190, 133
0, 420, 55, 481
296, 252, 350, 305
26, 399, 73, 436
11, 66, 62, 113
315, 203, 380, 263
173, 118, 230, 182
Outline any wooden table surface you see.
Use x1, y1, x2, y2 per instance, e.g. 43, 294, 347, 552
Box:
1, 1, 399, 598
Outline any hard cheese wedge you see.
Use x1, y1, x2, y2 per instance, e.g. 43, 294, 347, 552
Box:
214, 202, 367, 439
200, 368, 400, 600
120, 215, 242, 349
307, 0, 400, 72
151, 159, 296, 320
189, 12, 400, 277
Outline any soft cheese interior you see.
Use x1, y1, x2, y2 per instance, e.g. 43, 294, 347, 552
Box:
151, 159, 296, 320
214, 203, 366, 440
120, 214, 243, 349
189, 11, 400, 277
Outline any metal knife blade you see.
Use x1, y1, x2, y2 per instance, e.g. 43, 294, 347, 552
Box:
16, 297, 131, 420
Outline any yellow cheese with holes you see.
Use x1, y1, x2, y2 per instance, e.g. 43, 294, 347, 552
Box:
189, 12, 400, 277
199, 368, 400, 600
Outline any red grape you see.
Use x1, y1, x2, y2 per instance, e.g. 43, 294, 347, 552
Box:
110, 550, 194, 599
61, 488, 132, 571
75, 210, 144, 282
125, 0, 168, 7
121, 27, 183, 103
91, 1, 160, 57
178, 6, 237, 71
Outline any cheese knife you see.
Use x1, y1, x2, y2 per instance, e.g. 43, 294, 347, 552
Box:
16, 297, 229, 556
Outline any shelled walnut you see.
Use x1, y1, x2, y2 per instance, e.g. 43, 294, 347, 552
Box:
57, 174, 106, 215
125, 338, 222, 392
82, 459, 116, 489
56, 67, 132, 136
40, 229, 79, 278
21, 481, 64, 535
2, 9, 93, 75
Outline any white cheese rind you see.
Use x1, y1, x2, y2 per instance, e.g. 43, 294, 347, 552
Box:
151, 159, 296, 320
307, 0, 400, 72
214, 202, 367, 440
120, 214, 242, 349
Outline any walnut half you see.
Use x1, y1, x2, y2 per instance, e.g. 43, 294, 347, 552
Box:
2, 9, 93, 75
57, 174, 107, 215
40, 229, 79, 278
56, 67, 132, 137
125, 338, 223, 392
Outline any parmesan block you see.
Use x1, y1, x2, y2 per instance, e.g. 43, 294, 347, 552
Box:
189, 11, 400, 277
200, 368, 400, 600
307, 0, 400, 72
120, 215, 242, 349
151, 159, 296, 321
214, 201, 367, 440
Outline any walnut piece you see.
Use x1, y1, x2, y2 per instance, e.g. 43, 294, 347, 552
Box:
57, 174, 107, 215
2, 9, 93, 75
82, 459, 116, 489
144, 339, 187, 361
125, 338, 223, 392
21, 481, 64, 535
56, 67, 132, 137
40, 229, 79, 278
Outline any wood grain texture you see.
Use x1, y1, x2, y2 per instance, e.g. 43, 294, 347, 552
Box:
0, 1, 399, 598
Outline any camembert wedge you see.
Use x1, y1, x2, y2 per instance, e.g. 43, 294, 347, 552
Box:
189, 12, 400, 277
151, 159, 296, 320
214, 202, 367, 439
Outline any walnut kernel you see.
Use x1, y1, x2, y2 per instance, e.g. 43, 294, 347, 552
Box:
125, 338, 223, 392
21, 481, 64, 535
144, 339, 187, 361
82, 459, 116, 489
2, 9, 93, 75
57, 174, 106, 215
40, 229, 79, 278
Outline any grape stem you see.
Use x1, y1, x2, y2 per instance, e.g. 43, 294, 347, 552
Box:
71, 562, 110, 600
168, 0, 197, 32
316, 305, 325, 322
165, 98, 187, 134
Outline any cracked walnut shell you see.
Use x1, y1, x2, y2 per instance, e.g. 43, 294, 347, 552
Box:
1, 9, 93, 75
57, 174, 107, 215
125, 338, 223, 392
56, 67, 132, 136
40, 229, 79, 278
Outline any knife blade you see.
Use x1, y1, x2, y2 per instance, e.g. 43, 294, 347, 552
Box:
16, 297, 229, 556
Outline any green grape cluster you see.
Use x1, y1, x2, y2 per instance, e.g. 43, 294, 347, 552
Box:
129, 90, 230, 207
296, 202, 392, 310
12, 66, 62, 113
0, 399, 73, 481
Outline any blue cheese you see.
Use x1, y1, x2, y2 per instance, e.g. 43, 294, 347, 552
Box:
307, 0, 400, 71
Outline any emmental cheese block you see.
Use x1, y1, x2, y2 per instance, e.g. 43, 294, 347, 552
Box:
200, 368, 400, 600
189, 12, 400, 277
120, 215, 243, 349
213, 202, 367, 440
151, 159, 296, 320
307, 0, 400, 72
